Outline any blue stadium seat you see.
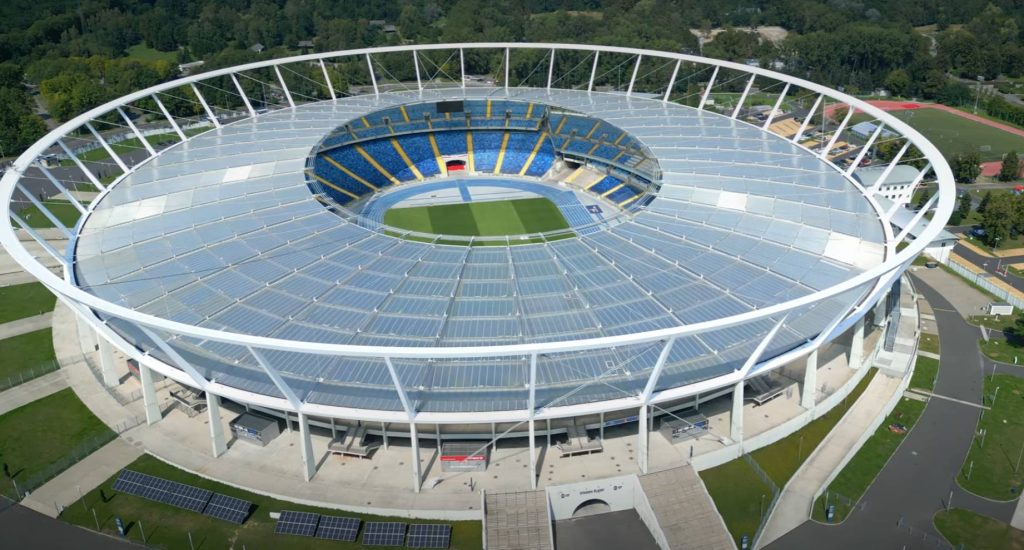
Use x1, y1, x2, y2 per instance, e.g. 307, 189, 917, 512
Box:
323, 147, 394, 189
607, 185, 637, 204
588, 176, 621, 195
471, 131, 504, 172
394, 134, 441, 178
433, 131, 468, 156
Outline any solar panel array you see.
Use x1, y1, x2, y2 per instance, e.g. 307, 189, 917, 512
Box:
407, 524, 452, 548
363, 522, 407, 546
112, 470, 212, 513
275, 510, 321, 537
316, 515, 362, 542
202, 493, 253, 524
111, 470, 253, 524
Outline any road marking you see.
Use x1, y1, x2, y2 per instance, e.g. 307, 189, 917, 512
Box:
932, 308, 957, 313
907, 389, 989, 410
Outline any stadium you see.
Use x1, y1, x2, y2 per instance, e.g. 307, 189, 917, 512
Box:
0, 42, 952, 522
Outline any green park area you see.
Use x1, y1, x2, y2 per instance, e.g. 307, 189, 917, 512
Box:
0, 281, 56, 323
61, 453, 483, 550
0, 328, 58, 384
125, 42, 178, 63
0, 389, 115, 499
853, 108, 1024, 162
16, 200, 84, 229
958, 373, 1024, 500
935, 508, 1024, 550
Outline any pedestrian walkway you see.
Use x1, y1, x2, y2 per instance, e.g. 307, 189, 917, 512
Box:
0, 313, 53, 340
0, 369, 67, 416
757, 372, 904, 547
20, 438, 143, 518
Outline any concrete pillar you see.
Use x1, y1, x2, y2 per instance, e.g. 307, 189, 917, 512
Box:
381, 421, 389, 450
436, 424, 442, 453
528, 418, 537, 489
139, 365, 162, 425
730, 381, 744, 443
491, 422, 497, 450
638, 405, 649, 474
410, 423, 422, 493
850, 318, 865, 370
546, 418, 551, 449
330, 418, 337, 439
298, 413, 316, 482
76, 312, 98, 352
97, 336, 119, 388
802, 349, 818, 410
599, 411, 604, 441
207, 393, 227, 457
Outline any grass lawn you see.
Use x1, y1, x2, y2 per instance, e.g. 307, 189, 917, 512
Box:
17, 200, 82, 229
0, 329, 57, 383
0, 388, 114, 495
935, 508, 1024, 550
959, 374, 1024, 500
699, 458, 772, 545
61, 453, 483, 550
0, 282, 56, 323
979, 337, 1024, 364
750, 369, 877, 487
919, 333, 940, 355
910, 356, 940, 392
852, 108, 1024, 162
811, 397, 927, 522
125, 43, 178, 63
62, 128, 208, 166
384, 197, 571, 237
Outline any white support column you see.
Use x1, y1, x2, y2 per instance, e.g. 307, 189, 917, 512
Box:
151, 94, 187, 142
76, 311, 98, 352
320, 59, 337, 100
381, 421, 389, 450
850, 317, 866, 370
730, 381, 744, 443
459, 49, 466, 89
546, 49, 556, 91
626, 54, 642, 96
528, 418, 537, 489
207, 393, 227, 458
231, 74, 257, 118
762, 83, 790, 130
298, 412, 316, 481
588, 51, 600, 93
638, 404, 649, 474
366, 54, 379, 97
273, 66, 295, 109
599, 412, 604, 441
801, 349, 819, 409
189, 83, 221, 128
57, 140, 103, 191
139, 364, 162, 425
546, 418, 551, 448
732, 74, 757, 119
412, 51, 422, 92
117, 107, 156, 155
97, 335, 119, 388
869, 142, 912, 195
663, 59, 682, 102
698, 66, 719, 110
410, 422, 422, 493
821, 105, 855, 158
330, 418, 337, 439
85, 122, 129, 173
845, 123, 885, 177
491, 422, 496, 450
504, 48, 510, 94
792, 94, 823, 143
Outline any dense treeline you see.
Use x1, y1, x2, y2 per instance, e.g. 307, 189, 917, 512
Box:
3, 0, 1024, 156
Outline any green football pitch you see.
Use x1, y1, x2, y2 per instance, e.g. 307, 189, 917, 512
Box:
852, 108, 1024, 161
383, 197, 571, 237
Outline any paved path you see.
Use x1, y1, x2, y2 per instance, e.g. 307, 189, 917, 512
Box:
0, 499, 137, 549
0, 312, 52, 339
21, 438, 143, 518
0, 369, 67, 415
758, 373, 904, 547
769, 271, 1015, 549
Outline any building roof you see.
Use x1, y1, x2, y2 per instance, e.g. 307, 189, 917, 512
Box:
73, 88, 885, 412
852, 164, 920, 188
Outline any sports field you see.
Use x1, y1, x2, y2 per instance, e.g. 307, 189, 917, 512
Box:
853, 108, 1024, 161
383, 197, 570, 237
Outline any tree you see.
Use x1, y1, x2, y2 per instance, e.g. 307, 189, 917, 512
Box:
950, 152, 982, 183
883, 69, 912, 97
958, 191, 972, 220
916, 188, 931, 210
999, 150, 1021, 182
981, 193, 1015, 247
978, 190, 992, 214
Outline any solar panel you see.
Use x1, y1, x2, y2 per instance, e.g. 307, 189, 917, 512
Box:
111, 470, 212, 513
315, 515, 361, 542
363, 522, 406, 546
407, 524, 451, 548
202, 493, 253, 524
275, 510, 320, 537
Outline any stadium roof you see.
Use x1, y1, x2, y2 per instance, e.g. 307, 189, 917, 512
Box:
72, 87, 886, 412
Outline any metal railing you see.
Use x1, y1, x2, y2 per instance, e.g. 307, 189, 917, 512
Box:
0, 360, 61, 393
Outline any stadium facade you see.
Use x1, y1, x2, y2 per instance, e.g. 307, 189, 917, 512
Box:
0, 44, 953, 491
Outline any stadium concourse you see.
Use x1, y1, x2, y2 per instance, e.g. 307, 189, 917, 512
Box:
0, 43, 956, 549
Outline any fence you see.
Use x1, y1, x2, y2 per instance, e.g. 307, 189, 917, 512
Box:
947, 256, 1024, 310
1, 431, 116, 502
742, 453, 781, 546
0, 359, 61, 392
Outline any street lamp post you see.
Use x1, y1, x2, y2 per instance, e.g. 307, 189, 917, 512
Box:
974, 76, 984, 114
